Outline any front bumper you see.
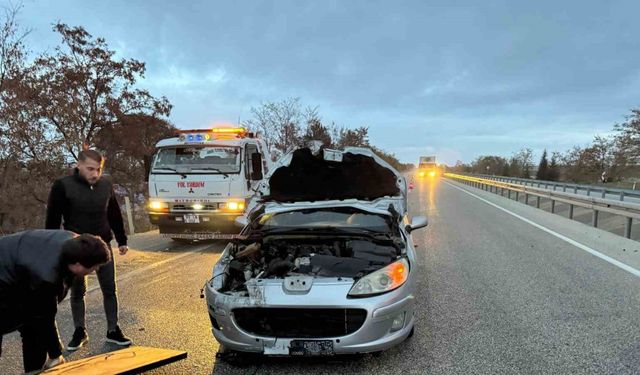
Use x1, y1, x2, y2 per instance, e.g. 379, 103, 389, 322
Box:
205, 279, 415, 355
149, 211, 240, 234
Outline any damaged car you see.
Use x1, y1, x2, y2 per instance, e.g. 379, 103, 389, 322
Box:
204, 146, 428, 356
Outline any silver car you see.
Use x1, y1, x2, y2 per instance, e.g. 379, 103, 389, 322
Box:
205, 146, 428, 356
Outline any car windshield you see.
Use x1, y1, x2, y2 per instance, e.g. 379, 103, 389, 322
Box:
258, 209, 391, 232
152, 146, 241, 173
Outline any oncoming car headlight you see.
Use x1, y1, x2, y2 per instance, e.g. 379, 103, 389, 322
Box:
348, 258, 409, 297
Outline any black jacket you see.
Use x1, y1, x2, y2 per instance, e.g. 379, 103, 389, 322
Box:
0, 229, 75, 357
45, 169, 127, 246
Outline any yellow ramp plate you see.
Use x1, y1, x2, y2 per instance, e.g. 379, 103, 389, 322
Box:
42, 346, 187, 375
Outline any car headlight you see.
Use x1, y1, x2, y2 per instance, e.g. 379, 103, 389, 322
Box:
348, 258, 409, 297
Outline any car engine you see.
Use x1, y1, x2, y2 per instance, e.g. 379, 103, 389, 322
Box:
220, 235, 403, 292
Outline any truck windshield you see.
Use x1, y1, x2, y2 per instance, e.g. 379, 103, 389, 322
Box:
152, 146, 241, 174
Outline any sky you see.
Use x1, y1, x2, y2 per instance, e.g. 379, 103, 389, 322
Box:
15, 0, 640, 164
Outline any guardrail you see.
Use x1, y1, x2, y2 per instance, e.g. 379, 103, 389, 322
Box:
468, 173, 640, 202
445, 173, 640, 239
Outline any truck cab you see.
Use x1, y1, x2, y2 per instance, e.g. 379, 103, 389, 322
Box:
147, 127, 272, 240
417, 155, 441, 178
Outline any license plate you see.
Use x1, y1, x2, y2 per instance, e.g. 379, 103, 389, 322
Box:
183, 214, 200, 223
289, 340, 334, 356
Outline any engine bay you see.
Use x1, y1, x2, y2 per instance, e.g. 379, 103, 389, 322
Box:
220, 235, 404, 293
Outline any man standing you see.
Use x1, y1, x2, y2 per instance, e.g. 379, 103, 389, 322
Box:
0, 230, 110, 373
45, 150, 132, 350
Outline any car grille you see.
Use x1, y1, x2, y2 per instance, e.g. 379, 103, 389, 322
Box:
232, 308, 367, 338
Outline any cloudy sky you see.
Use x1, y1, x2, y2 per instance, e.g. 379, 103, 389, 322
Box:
17, 0, 640, 164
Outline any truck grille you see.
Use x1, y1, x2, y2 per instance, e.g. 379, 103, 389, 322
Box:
232, 308, 367, 338
171, 203, 221, 211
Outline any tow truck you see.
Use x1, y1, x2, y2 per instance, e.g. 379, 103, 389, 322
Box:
146, 127, 272, 240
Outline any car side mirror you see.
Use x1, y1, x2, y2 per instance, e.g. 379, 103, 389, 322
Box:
405, 216, 428, 233
234, 216, 248, 228
251, 153, 263, 180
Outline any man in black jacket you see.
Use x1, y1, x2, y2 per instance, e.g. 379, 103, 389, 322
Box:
0, 230, 110, 373
45, 150, 132, 351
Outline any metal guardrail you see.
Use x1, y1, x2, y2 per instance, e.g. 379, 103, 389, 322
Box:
445, 173, 640, 239
468, 173, 640, 202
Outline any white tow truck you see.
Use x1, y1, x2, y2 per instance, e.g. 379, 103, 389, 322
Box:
147, 127, 272, 240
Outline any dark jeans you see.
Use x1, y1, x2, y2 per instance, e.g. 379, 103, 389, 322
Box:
70, 246, 119, 332
1, 316, 48, 372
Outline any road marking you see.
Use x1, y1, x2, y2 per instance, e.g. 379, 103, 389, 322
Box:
445, 180, 640, 279
86, 242, 213, 294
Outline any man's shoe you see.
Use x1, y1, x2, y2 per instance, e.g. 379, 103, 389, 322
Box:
106, 326, 132, 346
66, 327, 88, 351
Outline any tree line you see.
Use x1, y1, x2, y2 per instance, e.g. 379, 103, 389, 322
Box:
452, 108, 640, 184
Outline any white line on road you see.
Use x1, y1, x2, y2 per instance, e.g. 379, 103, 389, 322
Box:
86, 242, 213, 294
445, 180, 640, 279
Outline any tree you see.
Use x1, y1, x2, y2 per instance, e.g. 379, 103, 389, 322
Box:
560, 136, 624, 183
501, 162, 511, 177
0, 3, 28, 94
536, 149, 549, 180
336, 126, 369, 148
548, 152, 560, 181
615, 108, 640, 163
0, 21, 172, 233
509, 148, 533, 178
369, 146, 413, 172
301, 109, 333, 148
244, 97, 304, 157
470, 155, 509, 175
2, 23, 171, 162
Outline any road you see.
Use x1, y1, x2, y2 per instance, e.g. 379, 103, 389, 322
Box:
2, 178, 640, 374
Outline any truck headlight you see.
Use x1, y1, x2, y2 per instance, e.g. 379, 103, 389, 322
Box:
225, 201, 245, 211
148, 200, 168, 212
348, 258, 409, 297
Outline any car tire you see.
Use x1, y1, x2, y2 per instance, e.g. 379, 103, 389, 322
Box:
408, 326, 415, 338
215, 347, 255, 367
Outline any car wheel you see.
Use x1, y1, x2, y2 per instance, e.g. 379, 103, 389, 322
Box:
408, 326, 415, 338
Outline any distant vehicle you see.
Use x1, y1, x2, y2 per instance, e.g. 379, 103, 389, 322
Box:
417, 155, 441, 178
205, 146, 428, 356
146, 127, 272, 240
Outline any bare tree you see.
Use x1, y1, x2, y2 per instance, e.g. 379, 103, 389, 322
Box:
0, 2, 28, 93
244, 97, 303, 156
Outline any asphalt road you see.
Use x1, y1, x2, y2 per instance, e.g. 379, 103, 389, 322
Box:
2, 177, 640, 374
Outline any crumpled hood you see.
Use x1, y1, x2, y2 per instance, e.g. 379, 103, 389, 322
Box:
251, 147, 407, 215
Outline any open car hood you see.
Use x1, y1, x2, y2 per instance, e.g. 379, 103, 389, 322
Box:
252, 147, 407, 215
